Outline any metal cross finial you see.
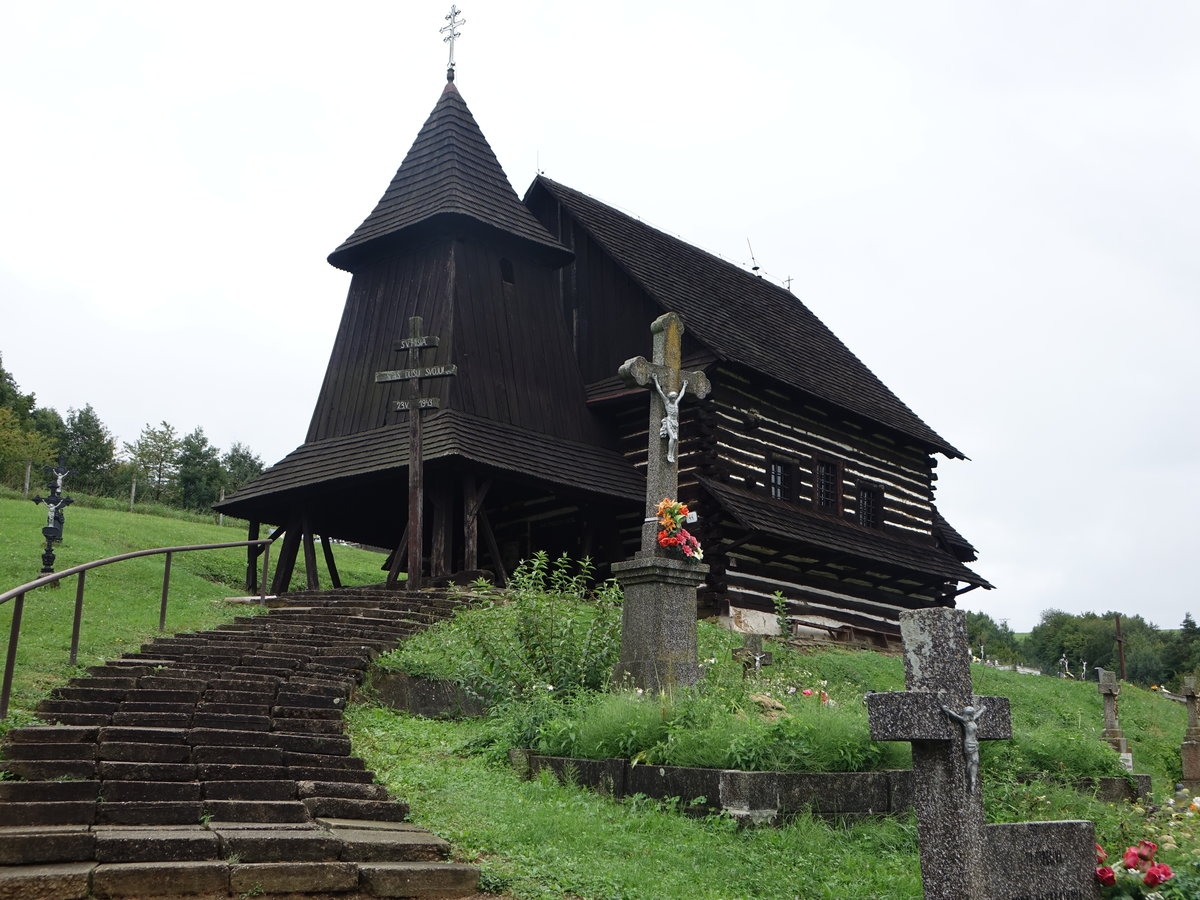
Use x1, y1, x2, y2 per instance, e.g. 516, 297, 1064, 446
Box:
441, 6, 465, 76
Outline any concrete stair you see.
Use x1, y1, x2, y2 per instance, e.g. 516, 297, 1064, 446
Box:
0, 586, 483, 898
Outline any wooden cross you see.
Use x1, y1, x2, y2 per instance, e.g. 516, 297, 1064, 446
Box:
867, 609, 1011, 899
618, 312, 710, 555
441, 5, 465, 73
376, 316, 456, 589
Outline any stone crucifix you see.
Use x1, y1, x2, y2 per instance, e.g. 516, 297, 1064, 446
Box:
1180, 676, 1200, 793
867, 609, 1012, 899
618, 312, 710, 556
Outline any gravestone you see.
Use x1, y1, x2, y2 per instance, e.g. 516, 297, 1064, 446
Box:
868, 608, 1097, 900
1182, 676, 1200, 793
1095, 668, 1132, 770
732, 633, 773, 677
611, 312, 710, 692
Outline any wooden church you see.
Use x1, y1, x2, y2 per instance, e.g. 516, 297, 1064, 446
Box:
216, 68, 990, 647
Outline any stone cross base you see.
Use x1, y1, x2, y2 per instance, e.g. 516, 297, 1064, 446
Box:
984, 821, 1100, 900
611, 555, 707, 693
1182, 742, 1200, 785
1102, 731, 1129, 755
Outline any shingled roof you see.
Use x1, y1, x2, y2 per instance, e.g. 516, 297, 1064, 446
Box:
700, 477, 991, 588
530, 177, 963, 459
218, 409, 643, 520
328, 80, 571, 272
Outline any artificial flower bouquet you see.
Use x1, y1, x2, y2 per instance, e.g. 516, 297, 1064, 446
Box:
1096, 840, 1173, 898
655, 498, 703, 561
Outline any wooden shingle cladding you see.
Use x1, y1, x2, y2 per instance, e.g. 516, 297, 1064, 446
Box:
307, 237, 607, 447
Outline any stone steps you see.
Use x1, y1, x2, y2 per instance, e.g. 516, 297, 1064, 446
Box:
0, 584, 482, 897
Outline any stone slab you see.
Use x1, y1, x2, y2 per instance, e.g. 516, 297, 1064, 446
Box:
0, 862, 95, 900
317, 818, 426, 832
529, 755, 626, 797
0, 780, 100, 803
90, 861, 229, 897
0, 830, 96, 865
215, 829, 341, 862
336, 828, 450, 861
203, 780, 297, 801
0, 801, 96, 827
359, 861, 480, 898
228, 861, 358, 893
4, 726, 99, 743
94, 829, 218, 862
626, 763, 721, 809
302, 797, 410, 821
202, 800, 310, 823
296, 780, 389, 801
95, 802, 204, 826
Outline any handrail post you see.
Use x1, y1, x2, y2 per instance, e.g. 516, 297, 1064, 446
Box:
260, 542, 271, 605
70, 571, 86, 666
1, 592, 26, 719
159, 552, 172, 632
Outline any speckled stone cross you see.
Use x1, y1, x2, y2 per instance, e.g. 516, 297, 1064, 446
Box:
867, 608, 1011, 900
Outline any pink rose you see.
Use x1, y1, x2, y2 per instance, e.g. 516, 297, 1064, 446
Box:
802, 689, 814, 696
1143, 863, 1173, 886
1095, 844, 1108, 864
1095, 866, 1115, 887
1123, 847, 1142, 870
1137, 840, 1158, 861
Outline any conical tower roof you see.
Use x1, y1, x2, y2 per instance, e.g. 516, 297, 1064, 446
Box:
328, 79, 571, 272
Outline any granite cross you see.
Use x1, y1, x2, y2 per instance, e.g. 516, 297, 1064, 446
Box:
376, 316, 456, 590
869, 608, 1099, 900
617, 311, 710, 556
1095, 668, 1130, 760
610, 312, 711, 693
867, 608, 1012, 900
1181, 676, 1200, 793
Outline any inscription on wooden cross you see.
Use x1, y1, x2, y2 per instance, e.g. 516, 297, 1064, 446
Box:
618, 312, 710, 554
375, 316, 456, 590
867, 609, 1011, 900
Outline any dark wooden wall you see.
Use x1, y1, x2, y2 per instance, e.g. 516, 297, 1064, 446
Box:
308, 234, 608, 447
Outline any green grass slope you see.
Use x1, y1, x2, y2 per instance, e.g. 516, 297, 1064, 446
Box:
0, 495, 388, 715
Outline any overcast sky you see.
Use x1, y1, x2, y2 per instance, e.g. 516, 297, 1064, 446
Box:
3, 2, 1197, 632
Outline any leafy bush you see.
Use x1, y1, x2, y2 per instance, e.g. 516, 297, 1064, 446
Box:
382, 552, 622, 704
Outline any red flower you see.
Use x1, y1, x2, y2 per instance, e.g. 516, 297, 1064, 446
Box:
801, 688, 814, 696
1136, 840, 1157, 861
1123, 847, 1142, 870
1143, 863, 1173, 886
1095, 844, 1108, 864
1094, 867, 1116, 887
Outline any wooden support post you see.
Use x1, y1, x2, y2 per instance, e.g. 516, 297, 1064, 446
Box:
430, 480, 451, 577
387, 524, 409, 587
320, 535, 342, 589
270, 522, 303, 595
301, 521, 320, 591
462, 476, 491, 572
245, 521, 261, 593
478, 507, 507, 587
407, 402, 424, 591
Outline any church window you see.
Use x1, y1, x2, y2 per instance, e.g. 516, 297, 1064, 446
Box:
768, 460, 794, 501
858, 486, 883, 529
500, 258, 515, 284
814, 458, 842, 513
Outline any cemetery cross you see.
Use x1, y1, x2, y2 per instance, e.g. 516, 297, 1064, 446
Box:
867, 608, 1012, 900
610, 312, 711, 692
1181, 676, 1200, 792
375, 316, 456, 590
31, 455, 74, 577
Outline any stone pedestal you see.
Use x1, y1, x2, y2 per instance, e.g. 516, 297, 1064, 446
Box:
612, 554, 707, 693
1181, 743, 1200, 795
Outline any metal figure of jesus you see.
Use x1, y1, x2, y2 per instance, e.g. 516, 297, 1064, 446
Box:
652, 373, 688, 463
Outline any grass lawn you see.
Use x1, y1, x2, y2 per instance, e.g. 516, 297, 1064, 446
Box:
0, 495, 388, 715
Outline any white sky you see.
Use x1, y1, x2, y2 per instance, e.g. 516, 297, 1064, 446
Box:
2, 2, 1197, 632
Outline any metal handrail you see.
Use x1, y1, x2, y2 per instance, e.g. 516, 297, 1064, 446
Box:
0, 536, 277, 718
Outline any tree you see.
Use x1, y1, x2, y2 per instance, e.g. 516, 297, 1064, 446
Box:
221, 441, 264, 493
124, 421, 182, 503
0, 352, 35, 423
177, 427, 224, 512
0, 407, 56, 488
964, 610, 1023, 664
30, 407, 66, 450
64, 405, 116, 493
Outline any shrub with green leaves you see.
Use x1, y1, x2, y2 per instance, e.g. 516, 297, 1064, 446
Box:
381, 552, 621, 704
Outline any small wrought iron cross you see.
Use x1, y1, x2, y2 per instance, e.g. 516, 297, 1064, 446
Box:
441, 6, 465, 72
